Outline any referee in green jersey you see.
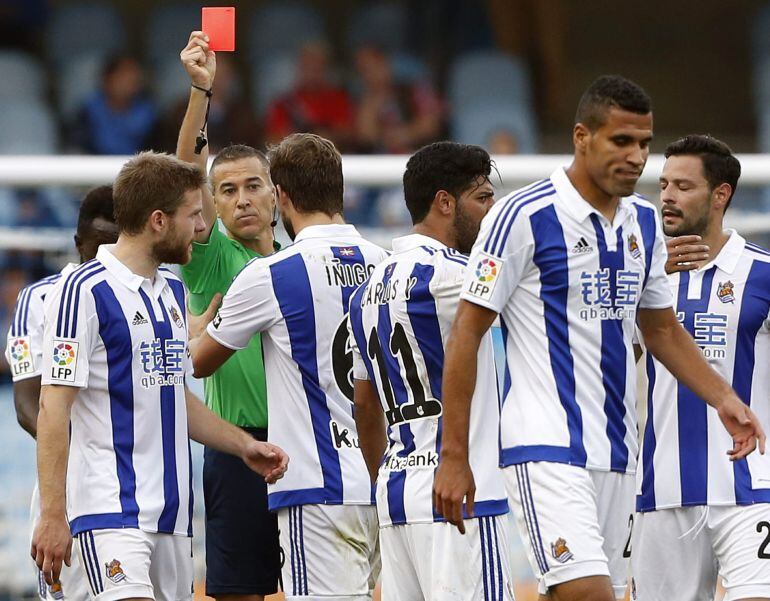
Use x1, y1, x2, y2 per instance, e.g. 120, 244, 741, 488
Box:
177, 32, 281, 601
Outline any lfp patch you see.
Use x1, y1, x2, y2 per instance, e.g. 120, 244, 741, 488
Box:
466, 254, 502, 301
9, 336, 34, 377
49, 340, 78, 382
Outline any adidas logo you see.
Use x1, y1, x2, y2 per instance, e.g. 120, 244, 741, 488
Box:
132, 311, 148, 326
571, 237, 593, 254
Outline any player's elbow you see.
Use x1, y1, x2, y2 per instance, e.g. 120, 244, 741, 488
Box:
192, 360, 214, 379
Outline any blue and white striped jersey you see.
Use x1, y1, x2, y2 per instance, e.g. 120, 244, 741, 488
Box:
461, 168, 673, 474
637, 231, 770, 511
207, 224, 389, 511
347, 234, 508, 527
40, 246, 193, 537
5, 265, 76, 381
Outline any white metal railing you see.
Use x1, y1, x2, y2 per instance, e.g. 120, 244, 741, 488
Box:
1, 155, 770, 251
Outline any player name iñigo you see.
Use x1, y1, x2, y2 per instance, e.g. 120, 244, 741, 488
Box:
324, 259, 374, 288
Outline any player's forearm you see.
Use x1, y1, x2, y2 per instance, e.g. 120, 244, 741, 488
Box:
177, 88, 210, 169
186, 389, 251, 456
13, 377, 42, 438
36, 389, 72, 519
641, 311, 732, 409
353, 380, 387, 483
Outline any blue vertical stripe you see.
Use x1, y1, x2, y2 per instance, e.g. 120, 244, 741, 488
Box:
59, 261, 102, 338
485, 516, 497, 600
514, 465, 549, 575
331, 245, 366, 312
638, 353, 658, 511
88, 531, 103, 593
92, 282, 139, 527
298, 506, 308, 594
731, 259, 770, 503
139, 289, 180, 534
634, 202, 657, 287
590, 216, 629, 472
488, 184, 556, 257
77, 533, 98, 597
484, 180, 553, 256
677, 268, 716, 505
479, 516, 491, 600
529, 205, 586, 465
271, 255, 343, 501
289, 507, 297, 595
492, 516, 504, 600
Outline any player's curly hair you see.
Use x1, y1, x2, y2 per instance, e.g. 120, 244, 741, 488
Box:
76, 185, 115, 238
665, 134, 741, 210
403, 141, 493, 225
575, 75, 651, 131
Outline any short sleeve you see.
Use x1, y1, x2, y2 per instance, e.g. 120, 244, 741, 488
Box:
639, 210, 674, 310
40, 279, 98, 388
206, 259, 279, 350
5, 285, 46, 381
347, 312, 369, 381
460, 202, 534, 313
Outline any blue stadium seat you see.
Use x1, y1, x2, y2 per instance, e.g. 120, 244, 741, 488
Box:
45, 3, 126, 65
56, 53, 102, 120
0, 51, 46, 101
452, 101, 538, 154
0, 102, 59, 154
448, 51, 533, 112
251, 54, 298, 117
146, 3, 200, 64
247, 1, 325, 61
347, 1, 408, 53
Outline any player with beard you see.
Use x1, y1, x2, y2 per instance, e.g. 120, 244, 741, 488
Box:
434, 76, 765, 601
632, 135, 770, 601
348, 142, 513, 600
32, 152, 288, 601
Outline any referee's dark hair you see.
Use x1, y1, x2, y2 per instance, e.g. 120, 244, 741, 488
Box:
665, 134, 741, 211
76, 185, 115, 238
403, 141, 492, 225
575, 75, 652, 131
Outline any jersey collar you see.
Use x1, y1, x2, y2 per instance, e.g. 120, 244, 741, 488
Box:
550, 167, 634, 228
293, 223, 361, 242
97, 244, 169, 295
391, 233, 448, 253
694, 229, 744, 275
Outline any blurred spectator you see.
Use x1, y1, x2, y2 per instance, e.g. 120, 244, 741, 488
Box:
353, 44, 444, 154
160, 53, 261, 154
69, 54, 158, 154
14, 190, 63, 228
487, 128, 520, 154
265, 41, 354, 149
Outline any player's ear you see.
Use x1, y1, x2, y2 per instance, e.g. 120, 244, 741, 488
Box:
573, 123, 590, 154
712, 182, 732, 212
148, 209, 166, 233
434, 190, 453, 217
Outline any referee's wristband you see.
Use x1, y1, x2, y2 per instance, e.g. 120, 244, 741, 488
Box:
191, 84, 213, 97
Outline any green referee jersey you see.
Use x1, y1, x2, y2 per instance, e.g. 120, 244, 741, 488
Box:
181, 222, 279, 428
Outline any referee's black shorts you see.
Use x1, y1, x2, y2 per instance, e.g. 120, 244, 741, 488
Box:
203, 427, 281, 596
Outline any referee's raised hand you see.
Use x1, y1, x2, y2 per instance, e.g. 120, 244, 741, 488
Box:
180, 30, 216, 89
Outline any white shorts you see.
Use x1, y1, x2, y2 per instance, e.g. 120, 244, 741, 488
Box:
278, 504, 380, 600
504, 462, 633, 599
74, 528, 193, 601
30, 484, 89, 601
379, 515, 514, 601
631, 504, 770, 601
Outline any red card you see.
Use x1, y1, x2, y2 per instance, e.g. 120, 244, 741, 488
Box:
202, 7, 235, 52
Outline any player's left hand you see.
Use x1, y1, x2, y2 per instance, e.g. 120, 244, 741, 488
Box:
242, 440, 289, 484
717, 395, 766, 460
433, 454, 475, 535
187, 293, 221, 340
31, 516, 72, 586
